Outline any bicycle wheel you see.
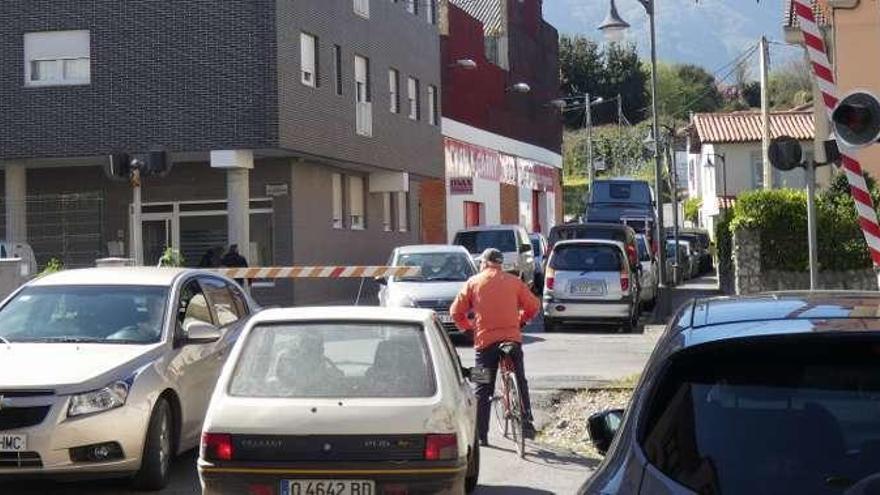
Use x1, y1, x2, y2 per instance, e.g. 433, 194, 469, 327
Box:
505, 371, 525, 458
492, 371, 509, 438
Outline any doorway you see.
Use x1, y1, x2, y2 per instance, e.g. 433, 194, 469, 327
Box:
142, 214, 172, 266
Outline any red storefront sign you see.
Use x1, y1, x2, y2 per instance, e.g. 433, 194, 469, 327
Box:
444, 137, 559, 193
444, 138, 500, 181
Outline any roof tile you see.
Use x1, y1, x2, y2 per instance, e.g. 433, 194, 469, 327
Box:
692, 111, 814, 144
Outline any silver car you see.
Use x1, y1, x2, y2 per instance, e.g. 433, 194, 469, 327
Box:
529, 233, 549, 293
378, 245, 476, 335
0, 267, 255, 490
635, 234, 658, 309
453, 225, 536, 287
542, 240, 640, 333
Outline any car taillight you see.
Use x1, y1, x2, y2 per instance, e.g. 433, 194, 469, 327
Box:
424, 434, 457, 460
545, 268, 555, 290
620, 271, 630, 292
201, 433, 233, 461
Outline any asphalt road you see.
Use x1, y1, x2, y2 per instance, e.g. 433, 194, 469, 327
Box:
1, 275, 722, 495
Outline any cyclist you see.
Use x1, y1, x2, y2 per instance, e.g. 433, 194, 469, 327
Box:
450, 248, 540, 446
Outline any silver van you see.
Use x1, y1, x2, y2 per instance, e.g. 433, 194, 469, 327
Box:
453, 225, 536, 286
542, 240, 639, 333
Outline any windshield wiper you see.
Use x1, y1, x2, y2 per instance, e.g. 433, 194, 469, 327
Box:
0, 335, 9, 347
37, 337, 103, 343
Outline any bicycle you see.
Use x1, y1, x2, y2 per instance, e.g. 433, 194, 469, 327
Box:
490, 341, 526, 458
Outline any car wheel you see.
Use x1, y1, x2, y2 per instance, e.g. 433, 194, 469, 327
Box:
465, 437, 480, 493
544, 317, 558, 333
622, 307, 640, 334
131, 398, 174, 491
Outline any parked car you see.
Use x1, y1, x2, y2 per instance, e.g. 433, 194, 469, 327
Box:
584, 178, 656, 228
0, 267, 256, 489
453, 225, 535, 286
548, 223, 640, 273
199, 306, 483, 495
635, 234, 658, 309
377, 244, 476, 335
666, 228, 712, 274
580, 292, 880, 494
529, 233, 549, 292
543, 240, 640, 333
665, 239, 697, 282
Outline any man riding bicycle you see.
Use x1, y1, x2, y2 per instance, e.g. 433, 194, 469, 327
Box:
450, 248, 540, 446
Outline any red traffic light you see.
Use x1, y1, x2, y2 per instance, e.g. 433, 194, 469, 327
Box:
832, 91, 880, 149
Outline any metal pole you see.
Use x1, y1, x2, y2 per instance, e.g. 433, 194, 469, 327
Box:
760, 35, 772, 189
131, 167, 143, 266
647, 4, 668, 302
806, 159, 818, 290
669, 131, 680, 286
586, 93, 594, 184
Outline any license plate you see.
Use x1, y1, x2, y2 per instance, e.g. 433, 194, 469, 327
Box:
0, 434, 26, 452
571, 280, 606, 296
282, 480, 374, 495
438, 313, 453, 323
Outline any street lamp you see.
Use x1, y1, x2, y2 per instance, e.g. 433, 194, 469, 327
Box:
450, 58, 478, 70
599, 0, 668, 319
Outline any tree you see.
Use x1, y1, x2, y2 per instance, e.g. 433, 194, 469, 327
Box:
559, 35, 603, 127
769, 59, 813, 110
602, 43, 648, 124
656, 62, 723, 119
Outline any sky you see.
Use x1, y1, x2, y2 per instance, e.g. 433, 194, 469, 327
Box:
543, 0, 803, 79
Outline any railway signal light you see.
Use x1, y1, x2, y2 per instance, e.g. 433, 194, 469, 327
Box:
831, 91, 880, 149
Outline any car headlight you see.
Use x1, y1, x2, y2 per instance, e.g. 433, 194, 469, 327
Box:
388, 294, 417, 308
68, 380, 131, 418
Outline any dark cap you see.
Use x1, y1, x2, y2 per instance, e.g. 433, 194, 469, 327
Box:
480, 248, 504, 265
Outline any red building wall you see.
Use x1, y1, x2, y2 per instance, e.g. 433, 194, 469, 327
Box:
441, 0, 562, 154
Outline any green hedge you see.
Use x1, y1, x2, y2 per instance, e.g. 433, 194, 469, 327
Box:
727, 173, 877, 272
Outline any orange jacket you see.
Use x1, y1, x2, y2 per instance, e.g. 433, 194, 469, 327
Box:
450, 267, 541, 350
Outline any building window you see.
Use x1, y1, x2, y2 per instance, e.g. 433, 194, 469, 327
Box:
408, 77, 420, 121
354, 0, 370, 18
333, 45, 343, 95
427, 85, 438, 125
382, 193, 393, 232
24, 30, 91, 87
750, 151, 763, 189
427, 0, 437, 24
300, 33, 318, 87
396, 192, 409, 232
332, 173, 344, 229
389, 69, 400, 114
348, 176, 366, 230
355, 55, 372, 136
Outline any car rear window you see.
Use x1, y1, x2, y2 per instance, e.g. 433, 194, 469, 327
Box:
591, 181, 652, 204
454, 230, 516, 254
636, 237, 650, 261
641, 337, 880, 494
549, 226, 626, 246
229, 322, 436, 398
550, 244, 622, 272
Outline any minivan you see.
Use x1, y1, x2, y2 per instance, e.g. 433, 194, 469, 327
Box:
453, 225, 536, 285
584, 178, 656, 227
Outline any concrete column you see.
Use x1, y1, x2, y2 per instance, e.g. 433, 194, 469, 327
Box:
5, 164, 26, 243
211, 150, 253, 263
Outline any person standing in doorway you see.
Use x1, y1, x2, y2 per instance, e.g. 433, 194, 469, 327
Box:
221, 244, 249, 287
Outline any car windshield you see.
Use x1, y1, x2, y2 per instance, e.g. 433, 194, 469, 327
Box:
229, 322, 436, 398
642, 337, 880, 495
394, 252, 474, 282
0, 285, 168, 343
550, 244, 622, 272
591, 182, 652, 204
550, 226, 626, 245
455, 230, 516, 254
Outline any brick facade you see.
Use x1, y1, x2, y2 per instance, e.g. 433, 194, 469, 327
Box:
419, 179, 447, 243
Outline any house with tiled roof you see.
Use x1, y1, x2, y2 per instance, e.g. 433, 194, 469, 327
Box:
685, 110, 820, 234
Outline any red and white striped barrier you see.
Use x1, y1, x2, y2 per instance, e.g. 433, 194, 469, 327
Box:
214, 266, 421, 279
794, 0, 880, 266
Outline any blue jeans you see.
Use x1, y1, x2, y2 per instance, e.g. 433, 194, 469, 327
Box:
475, 342, 533, 442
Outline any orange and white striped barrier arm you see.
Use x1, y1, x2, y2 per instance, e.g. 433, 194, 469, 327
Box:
213, 266, 421, 279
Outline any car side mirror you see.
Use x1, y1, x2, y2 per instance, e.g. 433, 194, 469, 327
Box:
520, 244, 532, 254
588, 409, 624, 455
462, 366, 492, 384
183, 320, 221, 345
375, 276, 387, 285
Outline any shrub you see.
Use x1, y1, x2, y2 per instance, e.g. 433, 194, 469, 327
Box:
684, 197, 701, 224
39, 258, 63, 277
158, 248, 185, 267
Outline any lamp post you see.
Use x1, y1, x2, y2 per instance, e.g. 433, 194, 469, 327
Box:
600, 0, 668, 319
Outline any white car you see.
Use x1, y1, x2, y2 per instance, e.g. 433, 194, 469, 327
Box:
634, 234, 658, 309
0, 267, 256, 490
378, 245, 476, 335
199, 307, 482, 495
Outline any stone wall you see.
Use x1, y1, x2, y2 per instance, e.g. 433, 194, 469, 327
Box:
733, 227, 878, 294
